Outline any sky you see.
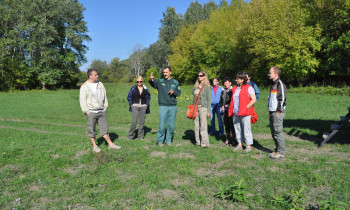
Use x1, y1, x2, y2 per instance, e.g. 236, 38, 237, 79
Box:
78, 0, 222, 72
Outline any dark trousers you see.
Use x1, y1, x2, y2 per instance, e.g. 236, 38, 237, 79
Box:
223, 110, 235, 143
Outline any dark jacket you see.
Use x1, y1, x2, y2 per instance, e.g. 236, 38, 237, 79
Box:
267, 78, 286, 112
127, 85, 151, 114
149, 78, 181, 106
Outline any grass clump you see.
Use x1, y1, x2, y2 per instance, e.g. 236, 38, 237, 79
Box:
214, 179, 247, 202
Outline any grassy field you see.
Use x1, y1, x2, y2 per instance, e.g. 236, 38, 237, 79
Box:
1, 83, 350, 209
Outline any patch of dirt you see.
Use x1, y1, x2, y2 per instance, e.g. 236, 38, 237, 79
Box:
74, 150, 89, 159
0, 118, 24, 122
28, 184, 41, 191
213, 169, 235, 177
143, 146, 150, 150
195, 167, 212, 176
63, 165, 84, 175
147, 189, 180, 201
171, 178, 191, 187
269, 166, 279, 172
150, 151, 166, 158
50, 154, 59, 159
170, 152, 195, 159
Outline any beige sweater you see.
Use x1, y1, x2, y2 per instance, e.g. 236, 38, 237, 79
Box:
79, 81, 108, 114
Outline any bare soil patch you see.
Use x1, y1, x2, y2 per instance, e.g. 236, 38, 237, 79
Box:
74, 150, 89, 159
63, 165, 84, 175
170, 178, 192, 187
147, 189, 180, 201
150, 151, 166, 158
195, 167, 213, 176
51, 154, 59, 159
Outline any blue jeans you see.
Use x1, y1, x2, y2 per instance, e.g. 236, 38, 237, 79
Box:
157, 106, 177, 144
210, 104, 224, 135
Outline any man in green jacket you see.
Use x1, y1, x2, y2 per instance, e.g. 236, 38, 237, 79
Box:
149, 66, 181, 146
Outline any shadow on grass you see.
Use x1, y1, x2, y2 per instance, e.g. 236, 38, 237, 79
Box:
252, 139, 273, 153
182, 130, 196, 145
284, 119, 350, 145
97, 132, 119, 145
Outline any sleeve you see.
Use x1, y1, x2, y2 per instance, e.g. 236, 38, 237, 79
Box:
103, 84, 108, 110
127, 86, 134, 106
248, 86, 255, 97
253, 83, 261, 100
149, 78, 158, 89
145, 89, 151, 105
277, 81, 287, 112
79, 85, 89, 114
219, 90, 224, 107
173, 80, 181, 97
206, 86, 211, 111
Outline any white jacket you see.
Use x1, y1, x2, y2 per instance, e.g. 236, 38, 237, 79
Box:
79, 81, 108, 114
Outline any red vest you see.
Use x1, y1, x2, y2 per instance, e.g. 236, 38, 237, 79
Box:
228, 84, 253, 117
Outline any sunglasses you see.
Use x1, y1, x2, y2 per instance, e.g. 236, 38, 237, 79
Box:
198, 75, 205, 77
137, 81, 143, 83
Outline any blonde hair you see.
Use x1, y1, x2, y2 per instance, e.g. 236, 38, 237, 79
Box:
136, 76, 144, 82
193, 70, 211, 90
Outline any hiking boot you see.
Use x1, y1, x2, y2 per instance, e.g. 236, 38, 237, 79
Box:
108, 144, 121, 150
233, 145, 243, 151
270, 152, 285, 159
93, 146, 101, 153
244, 147, 252, 153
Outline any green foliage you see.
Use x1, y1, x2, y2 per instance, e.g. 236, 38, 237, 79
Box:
145, 67, 160, 80
271, 188, 306, 210
214, 179, 248, 202
319, 194, 349, 210
0, 0, 90, 91
159, 7, 184, 45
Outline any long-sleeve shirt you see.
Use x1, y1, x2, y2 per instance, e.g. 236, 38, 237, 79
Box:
79, 81, 108, 114
267, 78, 287, 112
149, 78, 181, 106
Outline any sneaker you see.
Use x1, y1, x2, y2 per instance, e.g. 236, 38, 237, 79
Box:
270, 152, 285, 159
158, 143, 164, 147
108, 144, 121, 150
244, 147, 252, 153
166, 143, 172, 146
93, 146, 101, 153
201, 145, 209, 148
233, 145, 243, 151
268, 152, 277, 157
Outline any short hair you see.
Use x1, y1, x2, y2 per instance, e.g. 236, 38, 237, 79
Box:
87, 69, 97, 78
223, 77, 231, 83
213, 77, 219, 82
136, 76, 143, 82
245, 72, 252, 77
271, 66, 281, 76
163, 66, 172, 72
236, 72, 248, 85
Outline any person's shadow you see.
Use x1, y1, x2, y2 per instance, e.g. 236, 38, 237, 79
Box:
252, 139, 273, 153
97, 132, 119, 145
182, 130, 196, 145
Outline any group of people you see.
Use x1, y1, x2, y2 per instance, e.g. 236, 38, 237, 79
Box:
79, 66, 287, 159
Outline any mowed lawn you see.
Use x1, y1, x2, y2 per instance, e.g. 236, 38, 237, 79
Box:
1, 83, 350, 209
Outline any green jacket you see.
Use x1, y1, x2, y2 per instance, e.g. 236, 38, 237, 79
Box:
192, 85, 211, 111
149, 78, 181, 106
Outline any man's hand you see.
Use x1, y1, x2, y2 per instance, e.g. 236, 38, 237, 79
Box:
221, 106, 225, 111
86, 111, 90, 116
207, 113, 211, 118
168, 89, 174, 95
150, 72, 154, 81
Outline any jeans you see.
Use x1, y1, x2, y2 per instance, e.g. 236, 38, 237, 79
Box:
157, 106, 177, 144
210, 104, 224, 135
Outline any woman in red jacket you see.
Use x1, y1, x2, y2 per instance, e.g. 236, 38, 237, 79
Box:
229, 72, 257, 152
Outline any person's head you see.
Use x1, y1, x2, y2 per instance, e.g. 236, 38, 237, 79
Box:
235, 72, 248, 86
136, 76, 144, 86
162, 66, 172, 80
87, 69, 98, 82
213, 77, 219, 86
245, 72, 252, 82
194, 70, 210, 89
269, 66, 281, 81
223, 78, 232, 89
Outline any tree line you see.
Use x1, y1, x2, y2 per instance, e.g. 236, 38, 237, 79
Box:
0, 0, 90, 91
2, 0, 349, 91
98, 0, 350, 86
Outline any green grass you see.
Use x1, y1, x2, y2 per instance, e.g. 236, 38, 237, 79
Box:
1, 83, 350, 209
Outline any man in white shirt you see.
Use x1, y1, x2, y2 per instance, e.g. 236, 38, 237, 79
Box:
79, 69, 121, 153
